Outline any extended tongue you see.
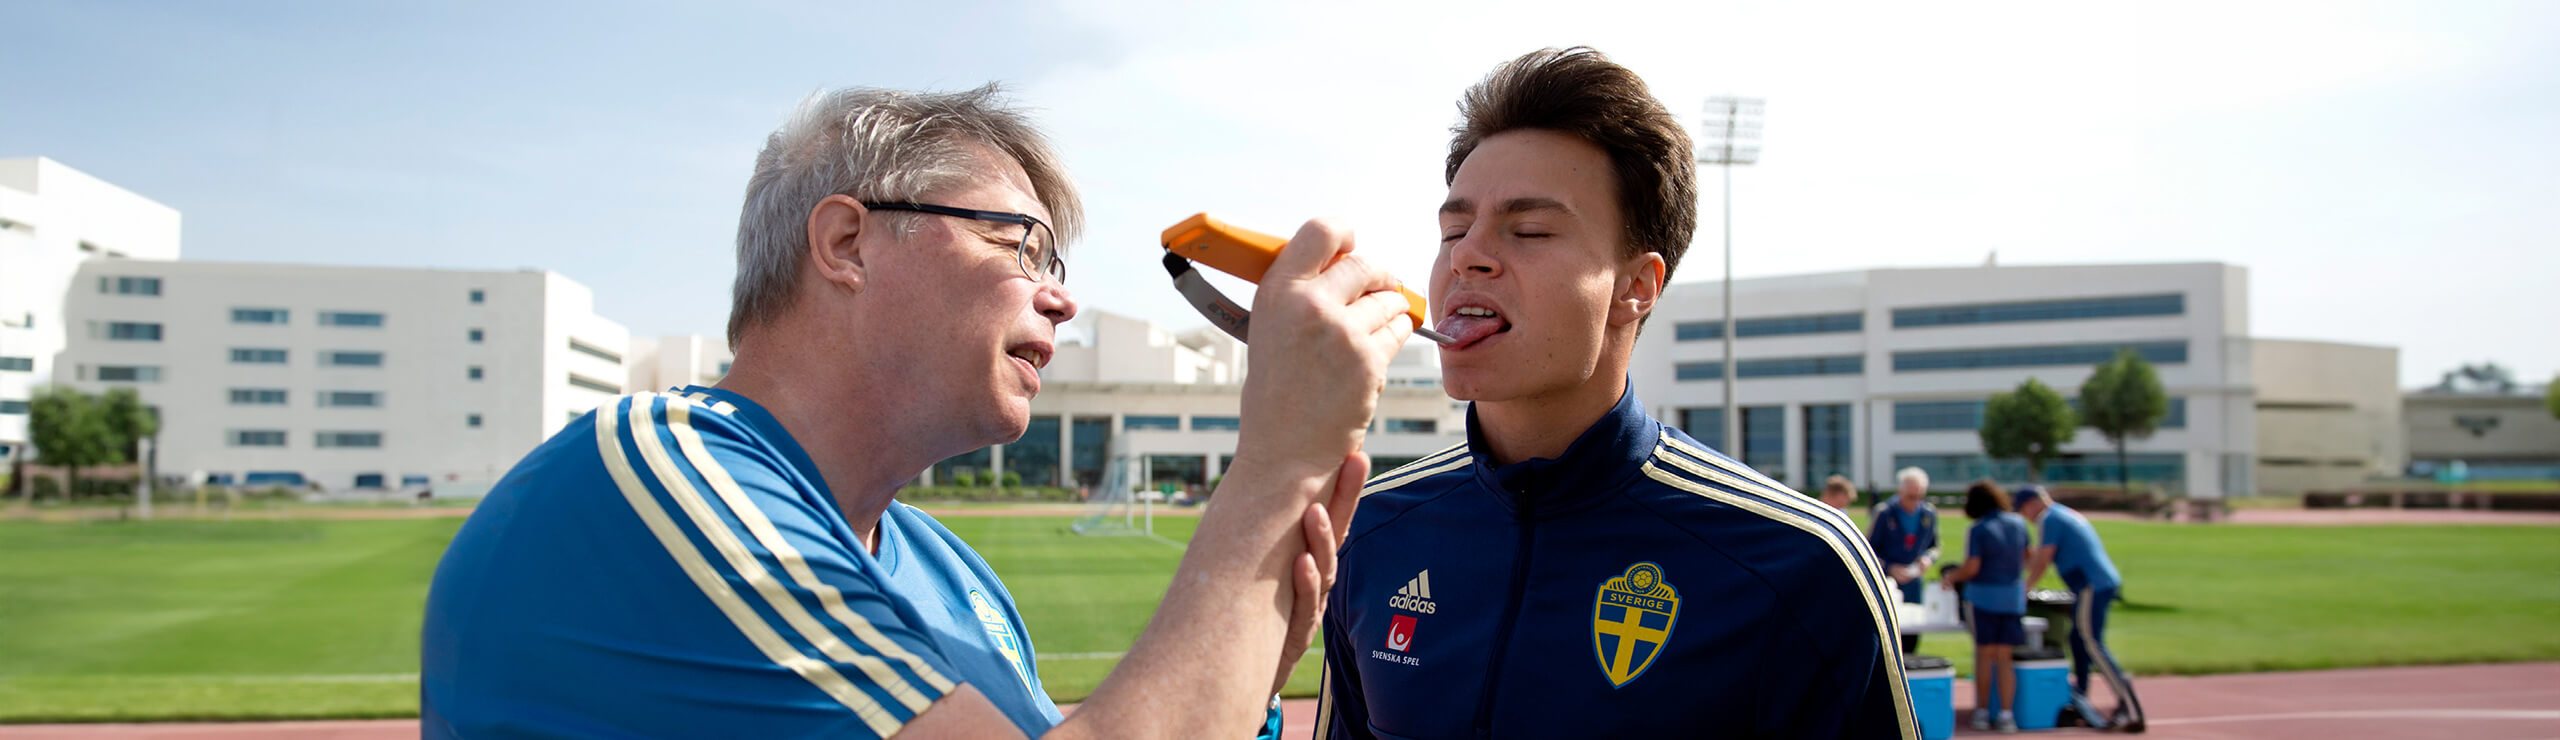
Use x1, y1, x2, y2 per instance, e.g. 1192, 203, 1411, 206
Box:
1434, 315, 1505, 347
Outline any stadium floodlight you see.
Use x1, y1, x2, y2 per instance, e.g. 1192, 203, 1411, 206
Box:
1700, 96, 1763, 456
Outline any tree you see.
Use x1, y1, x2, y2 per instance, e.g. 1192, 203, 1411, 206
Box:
2081, 349, 2170, 497
99, 388, 158, 462
2546, 373, 2558, 420
1981, 378, 2078, 482
26, 386, 122, 501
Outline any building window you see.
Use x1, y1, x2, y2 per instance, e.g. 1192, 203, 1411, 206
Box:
1383, 418, 1438, 434
1894, 400, 1985, 432
230, 429, 288, 447
1892, 293, 2183, 329
1124, 415, 1180, 431
1892, 341, 2187, 373
1740, 406, 1786, 480
1190, 416, 1242, 432
566, 373, 620, 394
103, 322, 163, 341
467, 365, 484, 381
0, 399, 27, 415
229, 388, 289, 406
1676, 407, 1725, 452
318, 311, 385, 328
469, 289, 486, 304
1072, 416, 1112, 487
932, 447, 993, 486
468, 328, 484, 343
1676, 354, 1865, 381
232, 307, 290, 325
231, 348, 289, 364
1010, 416, 1061, 486
321, 351, 384, 367
353, 473, 386, 489
568, 338, 623, 364
467, 413, 483, 428
1673, 312, 1863, 342
1149, 454, 1208, 490
318, 391, 382, 408
0, 356, 32, 372
97, 365, 161, 382
315, 431, 384, 449
100, 276, 162, 296
1803, 404, 1853, 484
718, 361, 733, 376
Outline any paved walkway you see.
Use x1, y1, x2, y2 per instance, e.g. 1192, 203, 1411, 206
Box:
7, 663, 2553, 739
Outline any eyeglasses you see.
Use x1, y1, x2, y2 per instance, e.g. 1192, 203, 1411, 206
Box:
863, 202, 1065, 285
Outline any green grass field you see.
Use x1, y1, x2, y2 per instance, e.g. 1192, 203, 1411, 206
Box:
3, 511, 2556, 722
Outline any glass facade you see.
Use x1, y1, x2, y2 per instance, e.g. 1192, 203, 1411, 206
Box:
0, 400, 27, 415
1125, 415, 1180, 431
1190, 416, 1241, 431
319, 311, 385, 327
1384, 418, 1438, 434
1676, 354, 1864, 381
1011, 416, 1062, 486
565, 374, 619, 393
318, 391, 382, 407
0, 356, 32, 372
1071, 416, 1112, 487
106, 322, 162, 341
1892, 341, 2186, 372
569, 338, 623, 364
230, 429, 288, 447
933, 447, 993, 484
1673, 312, 1863, 341
229, 388, 288, 405
1803, 404, 1853, 484
1891, 452, 2186, 493
232, 348, 288, 364
232, 308, 289, 324
1898, 397, 2188, 431
102, 276, 162, 296
97, 365, 160, 382
323, 351, 385, 367
1149, 454, 1207, 491
314, 431, 384, 448
1741, 406, 1785, 482
1892, 293, 2183, 328
1676, 407, 1725, 452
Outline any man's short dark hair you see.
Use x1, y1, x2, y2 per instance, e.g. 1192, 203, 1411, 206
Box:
1964, 478, 2013, 519
1447, 47, 1699, 282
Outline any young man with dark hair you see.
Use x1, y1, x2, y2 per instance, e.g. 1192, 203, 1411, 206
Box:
1316, 47, 1914, 738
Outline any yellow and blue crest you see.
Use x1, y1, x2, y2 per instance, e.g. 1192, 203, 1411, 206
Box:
970, 590, 1032, 690
1591, 561, 1680, 688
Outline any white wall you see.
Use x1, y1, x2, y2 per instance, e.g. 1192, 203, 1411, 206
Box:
0, 157, 183, 461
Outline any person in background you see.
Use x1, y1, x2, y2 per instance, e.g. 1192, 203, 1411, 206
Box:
2017, 485, 2146, 732
1943, 478, 2030, 733
1871, 466, 1941, 654
1821, 474, 1859, 512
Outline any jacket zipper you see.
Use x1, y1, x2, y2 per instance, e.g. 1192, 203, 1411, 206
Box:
1473, 489, 1536, 737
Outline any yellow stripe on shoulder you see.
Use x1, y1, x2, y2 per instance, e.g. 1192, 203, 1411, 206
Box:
1660, 436, 1802, 501
595, 395, 908, 736
1641, 460, 1919, 740
1361, 445, 1472, 498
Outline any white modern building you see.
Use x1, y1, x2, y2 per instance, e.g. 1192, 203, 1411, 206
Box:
54, 260, 629, 491
628, 333, 734, 392
1, 157, 184, 464
1631, 262, 2263, 498
914, 310, 1462, 491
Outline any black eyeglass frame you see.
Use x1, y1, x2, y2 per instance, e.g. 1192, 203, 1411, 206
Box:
862, 202, 1065, 285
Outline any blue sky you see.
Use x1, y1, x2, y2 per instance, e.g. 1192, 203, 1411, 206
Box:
6, 0, 2554, 387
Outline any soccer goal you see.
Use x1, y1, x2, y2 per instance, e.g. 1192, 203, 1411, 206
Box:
1071, 453, 1157, 536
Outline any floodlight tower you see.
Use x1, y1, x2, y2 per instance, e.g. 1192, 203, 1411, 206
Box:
1700, 96, 1762, 455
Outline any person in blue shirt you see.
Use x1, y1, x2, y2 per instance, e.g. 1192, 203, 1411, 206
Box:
2017, 485, 2146, 732
1942, 479, 2030, 733
1872, 466, 1943, 654
1316, 47, 1915, 739
422, 85, 1424, 739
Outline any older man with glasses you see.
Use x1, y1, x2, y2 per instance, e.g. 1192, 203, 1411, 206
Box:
422, 85, 1417, 739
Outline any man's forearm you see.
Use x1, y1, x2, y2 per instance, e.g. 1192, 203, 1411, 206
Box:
1053, 454, 1332, 739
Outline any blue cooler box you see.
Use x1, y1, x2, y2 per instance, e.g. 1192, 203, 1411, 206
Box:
1904, 655, 1954, 740
2014, 648, 2072, 730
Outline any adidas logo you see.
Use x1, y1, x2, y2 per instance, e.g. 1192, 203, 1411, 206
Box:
1387, 569, 1437, 614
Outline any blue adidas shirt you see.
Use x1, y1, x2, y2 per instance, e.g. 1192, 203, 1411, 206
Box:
421, 387, 1061, 738
1317, 385, 1916, 738
2038, 503, 2123, 592
1963, 512, 2030, 615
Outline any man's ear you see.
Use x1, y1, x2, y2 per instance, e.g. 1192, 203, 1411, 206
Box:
1609, 252, 1666, 327
805, 195, 870, 294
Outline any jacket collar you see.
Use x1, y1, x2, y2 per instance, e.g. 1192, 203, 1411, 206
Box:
1465, 379, 1657, 517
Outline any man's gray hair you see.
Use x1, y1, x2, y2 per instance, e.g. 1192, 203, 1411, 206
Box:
1896, 467, 1930, 488
727, 84, 1082, 346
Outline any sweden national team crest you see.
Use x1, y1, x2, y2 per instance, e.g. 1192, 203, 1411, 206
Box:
970, 590, 1033, 690
1591, 561, 1680, 688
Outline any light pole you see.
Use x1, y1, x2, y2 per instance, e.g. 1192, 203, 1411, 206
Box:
1700, 96, 1762, 456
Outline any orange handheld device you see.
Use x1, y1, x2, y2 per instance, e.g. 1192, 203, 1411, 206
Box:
1161, 213, 1451, 344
